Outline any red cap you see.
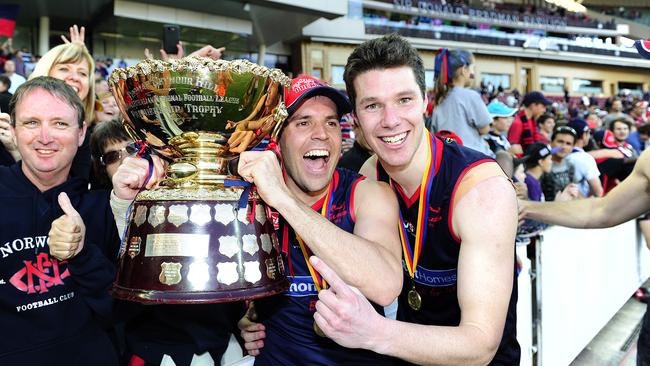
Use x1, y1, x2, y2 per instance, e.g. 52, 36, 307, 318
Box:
284, 75, 352, 117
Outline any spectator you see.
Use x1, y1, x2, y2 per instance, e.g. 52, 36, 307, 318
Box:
338, 113, 373, 172
94, 91, 120, 125
566, 118, 603, 197
4, 60, 25, 94
610, 118, 635, 155
0, 74, 11, 112
95, 78, 109, 95
339, 112, 355, 154
536, 113, 555, 144
638, 124, 650, 151
507, 91, 551, 156
630, 101, 648, 127
0, 76, 119, 365
431, 48, 493, 157
586, 111, 604, 131
541, 126, 577, 201
89, 118, 133, 190
603, 99, 630, 128
485, 100, 517, 155
524, 142, 554, 201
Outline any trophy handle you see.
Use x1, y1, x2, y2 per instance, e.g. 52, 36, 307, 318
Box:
269, 102, 288, 141
122, 121, 142, 143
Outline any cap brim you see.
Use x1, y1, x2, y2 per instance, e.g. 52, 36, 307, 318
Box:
490, 110, 517, 118
287, 86, 352, 117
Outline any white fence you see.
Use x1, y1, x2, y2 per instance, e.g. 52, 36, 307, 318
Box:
517, 220, 650, 365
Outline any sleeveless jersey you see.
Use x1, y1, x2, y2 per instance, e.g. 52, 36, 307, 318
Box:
377, 136, 520, 365
255, 168, 395, 365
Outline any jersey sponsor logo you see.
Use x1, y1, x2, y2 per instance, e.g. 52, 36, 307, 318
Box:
285, 275, 318, 297
329, 202, 348, 223
428, 206, 443, 227
9, 252, 70, 294
405, 262, 457, 287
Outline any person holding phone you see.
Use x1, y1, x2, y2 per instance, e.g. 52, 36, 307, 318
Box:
143, 24, 226, 62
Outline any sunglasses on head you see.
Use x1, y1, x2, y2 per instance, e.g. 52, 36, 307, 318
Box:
99, 143, 139, 166
554, 126, 577, 137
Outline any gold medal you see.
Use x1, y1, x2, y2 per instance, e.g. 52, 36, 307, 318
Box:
313, 320, 326, 337
408, 286, 422, 311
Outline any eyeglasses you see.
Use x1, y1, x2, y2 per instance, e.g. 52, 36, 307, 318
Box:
99, 144, 138, 166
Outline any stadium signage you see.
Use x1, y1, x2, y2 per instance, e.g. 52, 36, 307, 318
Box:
393, 0, 568, 29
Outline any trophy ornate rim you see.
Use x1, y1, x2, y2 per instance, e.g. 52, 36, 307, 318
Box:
109, 57, 291, 88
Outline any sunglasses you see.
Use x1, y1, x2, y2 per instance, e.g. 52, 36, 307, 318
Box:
99, 144, 139, 165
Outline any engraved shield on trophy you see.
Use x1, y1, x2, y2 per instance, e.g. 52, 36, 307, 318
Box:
109, 57, 289, 303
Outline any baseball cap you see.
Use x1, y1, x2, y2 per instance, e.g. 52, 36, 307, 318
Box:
284, 75, 352, 118
524, 142, 555, 162
635, 40, 650, 59
567, 118, 590, 134
487, 101, 517, 118
522, 91, 552, 107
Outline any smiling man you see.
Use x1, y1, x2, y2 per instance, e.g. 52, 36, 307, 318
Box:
0, 76, 120, 365
235, 75, 402, 365
306, 34, 519, 365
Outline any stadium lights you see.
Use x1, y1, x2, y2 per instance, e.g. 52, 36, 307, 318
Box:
545, 0, 587, 13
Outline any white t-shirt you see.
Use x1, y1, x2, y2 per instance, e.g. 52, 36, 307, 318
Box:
566, 147, 600, 197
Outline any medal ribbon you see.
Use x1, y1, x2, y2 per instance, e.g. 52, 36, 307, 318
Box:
295, 182, 335, 291
390, 131, 436, 279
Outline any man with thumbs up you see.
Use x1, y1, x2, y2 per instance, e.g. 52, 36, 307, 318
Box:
0, 77, 120, 365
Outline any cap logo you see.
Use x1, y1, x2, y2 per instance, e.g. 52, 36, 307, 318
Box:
291, 78, 320, 94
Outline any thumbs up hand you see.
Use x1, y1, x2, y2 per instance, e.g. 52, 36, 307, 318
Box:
49, 192, 86, 261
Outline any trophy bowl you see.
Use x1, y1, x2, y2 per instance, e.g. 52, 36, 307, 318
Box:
109, 57, 290, 304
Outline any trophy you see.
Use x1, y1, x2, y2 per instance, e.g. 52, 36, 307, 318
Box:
109, 57, 290, 304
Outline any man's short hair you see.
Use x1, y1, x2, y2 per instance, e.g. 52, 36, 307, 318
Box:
0, 74, 11, 89
344, 34, 426, 108
9, 76, 85, 128
608, 117, 632, 131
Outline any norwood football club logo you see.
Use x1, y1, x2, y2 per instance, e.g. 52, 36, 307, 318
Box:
10, 253, 70, 294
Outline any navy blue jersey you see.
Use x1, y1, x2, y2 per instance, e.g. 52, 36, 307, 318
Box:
255, 168, 395, 365
378, 137, 520, 365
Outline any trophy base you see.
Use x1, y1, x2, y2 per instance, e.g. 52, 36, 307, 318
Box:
113, 185, 288, 304
112, 279, 288, 304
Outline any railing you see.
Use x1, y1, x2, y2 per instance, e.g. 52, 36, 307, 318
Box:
364, 19, 642, 59
517, 220, 650, 365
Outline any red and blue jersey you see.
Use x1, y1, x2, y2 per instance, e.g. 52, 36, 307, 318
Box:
377, 137, 520, 365
255, 168, 395, 365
